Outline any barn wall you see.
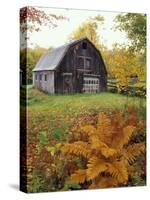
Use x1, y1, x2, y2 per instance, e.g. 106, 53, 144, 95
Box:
33, 71, 55, 94
58, 39, 107, 93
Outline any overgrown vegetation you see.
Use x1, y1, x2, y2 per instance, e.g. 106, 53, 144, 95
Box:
62, 110, 145, 189
21, 87, 146, 192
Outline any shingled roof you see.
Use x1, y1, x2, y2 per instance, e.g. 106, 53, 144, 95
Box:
33, 37, 87, 72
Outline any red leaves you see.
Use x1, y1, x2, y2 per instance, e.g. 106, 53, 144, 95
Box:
20, 7, 69, 34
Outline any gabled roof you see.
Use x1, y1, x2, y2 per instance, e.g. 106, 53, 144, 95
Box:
33, 37, 107, 75
33, 37, 87, 72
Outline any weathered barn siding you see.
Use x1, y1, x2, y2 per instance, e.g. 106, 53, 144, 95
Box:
54, 39, 107, 94
33, 71, 55, 94
33, 37, 107, 94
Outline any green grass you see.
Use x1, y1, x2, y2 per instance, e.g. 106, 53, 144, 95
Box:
22, 86, 146, 143
27, 86, 145, 111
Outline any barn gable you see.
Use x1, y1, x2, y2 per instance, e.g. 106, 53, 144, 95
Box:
33, 38, 107, 74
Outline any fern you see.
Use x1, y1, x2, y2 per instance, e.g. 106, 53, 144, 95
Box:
61, 111, 146, 188
81, 125, 96, 136
89, 134, 117, 158
69, 169, 87, 184
97, 113, 113, 145
106, 161, 128, 184
96, 177, 118, 188
123, 143, 145, 163
62, 141, 91, 158
87, 156, 108, 180
112, 125, 136, 149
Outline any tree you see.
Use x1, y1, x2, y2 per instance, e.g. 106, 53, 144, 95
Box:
101, 44, 146, 92
69, 15, 104, 49
20, 7, 68, 36
20, 47, 52, 84
115, 13, 146, 53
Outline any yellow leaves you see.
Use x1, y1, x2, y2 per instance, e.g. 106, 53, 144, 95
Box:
87, 156, 108, 180
61, 141, 91, 158
104, 46, 140, 92
47, 143, 62, 156
123, 143, 145, 163
69, 169, 86, 184
106, 161, 128, 184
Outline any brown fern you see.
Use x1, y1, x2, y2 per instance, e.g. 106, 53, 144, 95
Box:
61, 111, 146, 189
87, 156, 108, 180
62, 141, 91, 158
123, 143, 145, 163
106, 161, 128, 184
69, 169, 87, 184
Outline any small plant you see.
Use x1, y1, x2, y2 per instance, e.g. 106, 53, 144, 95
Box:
62, 111, 145, 189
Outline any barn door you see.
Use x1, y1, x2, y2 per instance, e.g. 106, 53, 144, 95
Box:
63, 74, 73, 94
76, 72, 83, 93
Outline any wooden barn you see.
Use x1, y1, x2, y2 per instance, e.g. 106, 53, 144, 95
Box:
33, 37, 107, 94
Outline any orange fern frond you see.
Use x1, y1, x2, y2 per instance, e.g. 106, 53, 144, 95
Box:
69, 169, 87, 184
81, 125, 96, 136
106, 160, 128, 184
89, 134, 105, 149
97, 176, 118, 188
123, 143, 145, 163
112, 125, 136, 149
61, 141, 91, 158
101, 146, 117, 158
89, 134, 117, 158
97, 113, 113, 145
87, 156, 108, 180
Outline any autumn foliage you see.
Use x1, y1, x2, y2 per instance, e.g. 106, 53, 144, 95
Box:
61, 110, 145, 189
23, 88, 146, 192
20, 7, 68, 35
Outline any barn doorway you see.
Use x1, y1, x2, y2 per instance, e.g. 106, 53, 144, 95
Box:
62, 74, 73, 94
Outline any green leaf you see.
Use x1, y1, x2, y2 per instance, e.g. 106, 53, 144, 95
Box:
52, 128, 62, 141
38, 131, 48, 144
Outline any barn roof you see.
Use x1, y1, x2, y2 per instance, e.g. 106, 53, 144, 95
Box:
33, 37, 107, 75
33, 38, 87, 72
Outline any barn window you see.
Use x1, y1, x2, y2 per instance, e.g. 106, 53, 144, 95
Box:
82, 42, 87, 49
44, 74, 47, 81
85, 58, 91, 69
83, 77, 99, 93
40, 74, 42, 81
35, 74, 37, 80
78, 57, 84, 67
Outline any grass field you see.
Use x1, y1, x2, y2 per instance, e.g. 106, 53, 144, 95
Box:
27, 85, 146, 111
24, 86, 146, 143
